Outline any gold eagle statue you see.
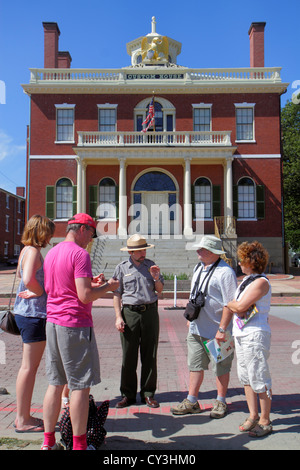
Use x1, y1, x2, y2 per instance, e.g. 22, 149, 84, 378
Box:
141, 35, 169, 63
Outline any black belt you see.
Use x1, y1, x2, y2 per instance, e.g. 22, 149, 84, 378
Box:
123, 302, 157, 313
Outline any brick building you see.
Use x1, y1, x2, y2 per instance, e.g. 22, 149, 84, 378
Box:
0, 187, 25, 263
21, 18, 288, 272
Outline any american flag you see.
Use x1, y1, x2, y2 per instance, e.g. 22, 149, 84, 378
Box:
142, 97, 155, 132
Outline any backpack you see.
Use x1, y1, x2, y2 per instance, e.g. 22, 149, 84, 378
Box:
59, 395, 109, 450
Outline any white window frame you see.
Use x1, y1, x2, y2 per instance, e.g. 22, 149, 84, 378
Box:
192, 103, 212, 132
235, 103, 256, 142
193, 177, 213, 220
97, 104, 118, 132
56, 178, 73, 220
237, 177, 256, 220
98, 177, 117, 220
5, 215, 9, 232
55, 104, 75, 143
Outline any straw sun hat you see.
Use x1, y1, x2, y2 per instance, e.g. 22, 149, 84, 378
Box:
120, 234, 155, 252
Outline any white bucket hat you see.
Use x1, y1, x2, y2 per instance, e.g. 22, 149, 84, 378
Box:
120, 234, 155, 252
193, 235, 225, 255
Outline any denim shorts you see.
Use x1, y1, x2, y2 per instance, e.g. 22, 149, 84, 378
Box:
14, 314, 46, 343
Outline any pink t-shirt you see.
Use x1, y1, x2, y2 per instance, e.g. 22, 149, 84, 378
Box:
44, 241, 93, 327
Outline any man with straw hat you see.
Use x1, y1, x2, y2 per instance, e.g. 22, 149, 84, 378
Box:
171, 235, 237, 419
113, 234, 164, 409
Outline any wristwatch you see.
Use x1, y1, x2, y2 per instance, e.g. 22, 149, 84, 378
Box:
218, 326, 226, 334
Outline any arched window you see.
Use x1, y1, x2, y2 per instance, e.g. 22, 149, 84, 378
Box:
56, 178, 73, 219
135, 98, 175, 132
99, 178, 117, 219
194, 177, 212, 219
237, 177, 255, 219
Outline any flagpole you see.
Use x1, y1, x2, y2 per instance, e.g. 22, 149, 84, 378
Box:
152, 91, 155, 132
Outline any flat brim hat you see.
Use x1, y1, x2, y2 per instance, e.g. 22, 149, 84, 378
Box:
193, 235, 225, 255
120, 234, 155, 251
68, 213, 97, 238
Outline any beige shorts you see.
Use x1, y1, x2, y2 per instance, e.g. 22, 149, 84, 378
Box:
234, 330, 272, 395
45, 322, 101, 390
187, 332, 233, 377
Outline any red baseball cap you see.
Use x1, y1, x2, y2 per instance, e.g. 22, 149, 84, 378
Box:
68, 213, 97, 237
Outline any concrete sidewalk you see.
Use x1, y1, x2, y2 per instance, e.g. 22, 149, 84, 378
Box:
0, 298, 300, 451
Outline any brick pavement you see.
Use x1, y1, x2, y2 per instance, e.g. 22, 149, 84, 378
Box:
0, 303, 300, 451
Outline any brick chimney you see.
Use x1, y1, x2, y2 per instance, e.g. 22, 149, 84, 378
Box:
16, 187, 25, 198
58, 51, 72, 68
43, 22, 60, 68
248, 22, 266, 67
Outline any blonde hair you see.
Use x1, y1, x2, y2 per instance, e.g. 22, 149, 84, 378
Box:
21, 215, 55, 248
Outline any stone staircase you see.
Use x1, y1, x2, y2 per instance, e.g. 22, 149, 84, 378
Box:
89, 236, 201, 280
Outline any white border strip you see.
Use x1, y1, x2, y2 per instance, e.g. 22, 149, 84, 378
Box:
234, 154, 281, 159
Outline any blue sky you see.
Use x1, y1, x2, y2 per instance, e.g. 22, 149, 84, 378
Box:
0, 0, 299, 194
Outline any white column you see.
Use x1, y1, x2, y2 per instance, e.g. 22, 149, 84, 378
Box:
118, 157, 127, 237
76, 157, 82, 214
82, 161, 87, 213
225, 157, 233, 218
183, 157, 193, 236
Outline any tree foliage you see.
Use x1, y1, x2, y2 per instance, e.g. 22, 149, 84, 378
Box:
281, 100, 300, 250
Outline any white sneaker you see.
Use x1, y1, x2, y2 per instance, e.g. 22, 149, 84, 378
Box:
41, 442, 63, 450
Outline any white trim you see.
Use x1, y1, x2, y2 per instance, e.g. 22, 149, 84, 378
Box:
29, 155, 76, 159
192, 103, 213, 108
97, 103, 118, 109
55, 103, 76, 108
234, 102, 256, 108
234, 154, 281, 159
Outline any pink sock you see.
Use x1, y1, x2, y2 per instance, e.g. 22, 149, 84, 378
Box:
73, 433, 87, 450
43, 431, 55, 448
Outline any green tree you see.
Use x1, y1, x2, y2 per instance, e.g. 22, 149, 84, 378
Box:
281, 99, 300, 250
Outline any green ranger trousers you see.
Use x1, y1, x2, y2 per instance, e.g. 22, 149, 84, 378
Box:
120, 302, 159, 400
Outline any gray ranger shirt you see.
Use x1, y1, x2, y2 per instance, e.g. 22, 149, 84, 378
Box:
113, 257, 164, 306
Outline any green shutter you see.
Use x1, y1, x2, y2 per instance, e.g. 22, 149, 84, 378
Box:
256, 185, 265, 219
72, 185, 77, 215
191, 185, 195, 219
46, 186, 55, 219
233, 185, 238, 218
212, 185, 221, 217
89, 185, 98, 218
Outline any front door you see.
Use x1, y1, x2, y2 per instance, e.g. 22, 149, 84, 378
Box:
141, 192, 169, 235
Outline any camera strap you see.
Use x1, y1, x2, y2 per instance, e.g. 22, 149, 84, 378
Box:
191, 258, 221, 300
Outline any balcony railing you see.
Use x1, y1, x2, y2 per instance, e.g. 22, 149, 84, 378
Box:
28, 66, 283, 84
77, 131, 232, 147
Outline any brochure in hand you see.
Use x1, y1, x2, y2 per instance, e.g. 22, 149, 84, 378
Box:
235, 304, 258, 329
204, 331, 235, 363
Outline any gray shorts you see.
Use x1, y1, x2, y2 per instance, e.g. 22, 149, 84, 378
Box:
187, 332, 233, 377
45, 322, 101, 390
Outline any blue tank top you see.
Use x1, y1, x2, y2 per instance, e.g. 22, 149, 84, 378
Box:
14, 247, 47, 318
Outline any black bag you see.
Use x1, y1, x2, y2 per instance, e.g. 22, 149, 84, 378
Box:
0, 310, 20, 336
59, 395, 109, 450
0, 270, 20, 336
184, 259, 221, 322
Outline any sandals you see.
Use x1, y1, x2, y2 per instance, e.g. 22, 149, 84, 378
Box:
239, 417, 259, 432
249, 422, 273, 438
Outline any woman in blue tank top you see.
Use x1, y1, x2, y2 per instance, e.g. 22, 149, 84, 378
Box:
14, 215, 55, 433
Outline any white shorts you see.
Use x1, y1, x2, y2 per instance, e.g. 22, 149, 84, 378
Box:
234, 330, 272, 396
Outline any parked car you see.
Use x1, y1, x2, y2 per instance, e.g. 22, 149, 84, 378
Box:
6, 258, 18, 266
291, 253, 300, 268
